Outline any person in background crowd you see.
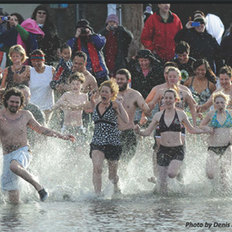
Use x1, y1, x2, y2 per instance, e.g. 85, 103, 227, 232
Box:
99, 14, 133, 77
173, 41, 196, 84
197, 66, 232, 112
144, 4, 153, 23
128, 49, 164, 123
0, 45, 30, 90
50, 44, 72, 93
175, 10, 222, 74
141, 3, 182, 63
17, 84, 46, 148
0, 13, 25, 66
31, 5, 61, 65
29, 49, 55, 124
220, 26, 232, 68
67, 19, 109, 86
184, 59, 216, 106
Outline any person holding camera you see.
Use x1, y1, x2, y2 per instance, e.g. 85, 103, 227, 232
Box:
175, 10, 222, 74
67, 19, 109, 86
99, 14, 133, 77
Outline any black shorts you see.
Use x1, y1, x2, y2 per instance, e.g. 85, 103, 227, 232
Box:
157, 144, 185, 167
120, 129, 137, 160
90, 143, 122, 161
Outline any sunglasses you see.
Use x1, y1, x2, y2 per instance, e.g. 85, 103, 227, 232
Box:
37, 11, 46, 15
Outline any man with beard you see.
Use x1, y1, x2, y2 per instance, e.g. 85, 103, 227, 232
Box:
115, 69, 150, 162
67, 19, 109, 86
0, 88, 75, 203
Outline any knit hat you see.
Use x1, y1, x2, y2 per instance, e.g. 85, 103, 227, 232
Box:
105, 14, 119, 24
76, 19, 93, 32
193, 13, 206, 25
136, 49, 155, 60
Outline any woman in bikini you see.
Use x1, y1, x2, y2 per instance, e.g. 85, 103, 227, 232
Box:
89, 80, 129, 195
200, 91, 232, 189
134, 89, 209, 195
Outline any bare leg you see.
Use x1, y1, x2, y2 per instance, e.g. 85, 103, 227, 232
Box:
10, 160, 43, 191
8, 190, 19, 204
206, 151, 217, 179
43, 110, 53, 125
157, 165, 168, 195
168, 160, 182, 179
91, 150, 105, 194
107, 160, 120, 193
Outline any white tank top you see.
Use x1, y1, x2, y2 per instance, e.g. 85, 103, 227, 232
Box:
29, 65, 54, 110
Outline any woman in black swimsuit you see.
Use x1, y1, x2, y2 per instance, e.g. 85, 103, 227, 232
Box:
135, 89, 209, 194
90, 80, 129, 196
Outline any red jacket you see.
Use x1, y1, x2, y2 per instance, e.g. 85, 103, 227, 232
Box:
141, 11, 182, 62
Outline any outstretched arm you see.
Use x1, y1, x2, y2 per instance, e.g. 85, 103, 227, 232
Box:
27, 112, 75, 141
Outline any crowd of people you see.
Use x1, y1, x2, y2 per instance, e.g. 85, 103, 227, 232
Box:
0, 3, 232, 203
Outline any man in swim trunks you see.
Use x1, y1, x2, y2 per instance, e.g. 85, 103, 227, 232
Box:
115, 69, 150, 162
0, 88, 75, 203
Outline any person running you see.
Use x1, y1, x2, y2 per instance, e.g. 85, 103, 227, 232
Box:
0, 87, 75, 203
89, 80, 129, 195
134, 89, 209, 195
115, 68, 150, 162
200, 91, 232, 190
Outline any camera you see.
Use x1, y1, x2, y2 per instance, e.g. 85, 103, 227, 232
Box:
1, 16, 9, 21
109, 26, 115, 31
80, 28, 88, 35
191, 22, 200, 27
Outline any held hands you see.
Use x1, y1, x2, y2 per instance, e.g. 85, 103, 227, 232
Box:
134, 124, 141, 135
62, 134, 76, 142
185, 21, 194, 29
139, 115, 148, 125
75, 28, 81, 38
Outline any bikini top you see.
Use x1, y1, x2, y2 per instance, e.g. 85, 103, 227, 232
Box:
159, 110, 182, 133
210, 110, 232, 128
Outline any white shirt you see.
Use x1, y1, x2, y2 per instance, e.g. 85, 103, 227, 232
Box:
29, 65, 54, 110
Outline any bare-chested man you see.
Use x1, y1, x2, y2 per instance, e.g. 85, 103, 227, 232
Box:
0, 88, 75, 203
115, 69, 150, 162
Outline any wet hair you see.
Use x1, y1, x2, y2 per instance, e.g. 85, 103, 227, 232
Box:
193, 59, 216, 84
69, 72, 85, 84
99, 80, 119, 101
164, 88, 179, 100
166, 67, 181, 79
9, 44, 28, 63
3, 87, 25, 108
116, 68, 131, 80
60, 43, 71, 53
175, 41, 190, 54
219, 65, 232, 78
212, 91, 230, 105
73, 51, 87, 62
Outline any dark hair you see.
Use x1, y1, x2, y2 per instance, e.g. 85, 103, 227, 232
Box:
30, 49, 45, 57
219, 65, 232, 78
3, 87, 25, 108
164, 88, 178, 99
116, 68, 131, 80
175, 41, 190, 54
73, 51, 87, 62
69, 72, 85, 84
60, 44, 71, 53
31, 5, 49, 23
193, 59, 216, 83
163, 61, 178, 70
7, 13, 24, 29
